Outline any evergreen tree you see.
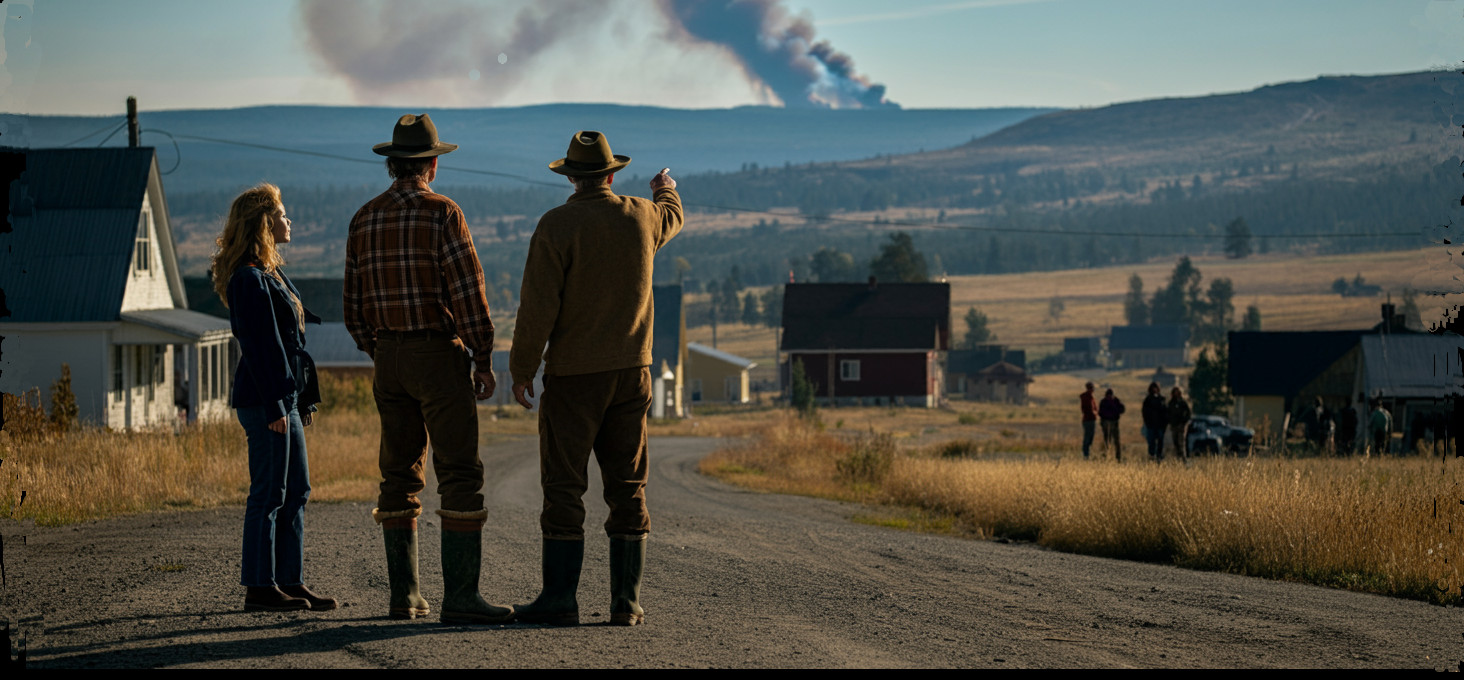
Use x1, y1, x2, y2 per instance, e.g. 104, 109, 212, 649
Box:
869, 232, 928, 283
960, 307, 995, 348
1150, 257, 1201, 326
789, 359, 817, 418
1189, 346, 1233, 416
1124, 273, 1149, 325
741, 291, 761, 326
1242, 304, 1262, 331
1223, 217, 1252, 259
1199, 277, 1235, 343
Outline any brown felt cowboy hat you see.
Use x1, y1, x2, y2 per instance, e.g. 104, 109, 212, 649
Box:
372, 113, 458, 158
548, 130, 630, 177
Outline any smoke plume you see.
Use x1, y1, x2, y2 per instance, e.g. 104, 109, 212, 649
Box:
658, 0, 896, 109
298, 0, 895, 109
298, 0, 616, 106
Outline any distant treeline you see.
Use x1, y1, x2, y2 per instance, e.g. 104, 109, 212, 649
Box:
168, 159, 1447, 293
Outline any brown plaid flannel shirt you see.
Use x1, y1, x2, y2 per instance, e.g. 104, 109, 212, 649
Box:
344, 178, 494, 371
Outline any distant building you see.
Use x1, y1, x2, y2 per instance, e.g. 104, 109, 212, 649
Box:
1229, 330, 1364, 440
1228, 309, 1457, 447
1109, 324, 1189, 369
651, 285, 687, 418
946, 345, 1026, 400
781, 281, 950, 407
0, 147, 233, 428
686, 342, 757, 404
1060, 336, 1104, 369
968, 361, 1032, 404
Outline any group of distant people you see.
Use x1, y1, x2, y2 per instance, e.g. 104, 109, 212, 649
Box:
1296, 395, 1448, 456
1079, 380, 1191, 462
1081, 379, 1450, 460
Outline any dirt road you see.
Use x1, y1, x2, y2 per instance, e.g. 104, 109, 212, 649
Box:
2, 436, 1460, 668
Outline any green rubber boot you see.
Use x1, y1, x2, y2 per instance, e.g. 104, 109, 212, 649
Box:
513, 538, 583, 626
382, 522, 430, 619
440, 528, 515, 625
609, 537, 646, 626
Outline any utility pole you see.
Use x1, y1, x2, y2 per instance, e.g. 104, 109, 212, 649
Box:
126, 96, 139, 147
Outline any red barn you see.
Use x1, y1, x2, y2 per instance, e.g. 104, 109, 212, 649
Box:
781, 280, 950, 407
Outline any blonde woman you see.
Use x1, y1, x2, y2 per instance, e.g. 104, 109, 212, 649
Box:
212, 183, 333, 612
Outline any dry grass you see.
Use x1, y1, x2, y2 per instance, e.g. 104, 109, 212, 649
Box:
0, 410, 383, 526
702, 416, 1464, 605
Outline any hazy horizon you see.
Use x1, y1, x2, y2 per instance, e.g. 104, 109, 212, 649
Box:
2, 0, 1457, 117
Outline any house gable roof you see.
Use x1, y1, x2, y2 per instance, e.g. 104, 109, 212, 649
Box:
948, 346, 1026, 373
1360, 333, 1464, 399
781, 282, 950, 350
2, 147, 163, 322
1228, 330, 1364, 396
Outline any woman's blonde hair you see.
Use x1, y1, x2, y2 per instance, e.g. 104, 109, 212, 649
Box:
211, 183, 303, 327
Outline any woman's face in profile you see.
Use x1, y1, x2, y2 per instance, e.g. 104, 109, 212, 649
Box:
269, 205, 291, 244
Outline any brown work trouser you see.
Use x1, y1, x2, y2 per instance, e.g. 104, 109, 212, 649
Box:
538, 366, 652, 540
373, 333, 484, 513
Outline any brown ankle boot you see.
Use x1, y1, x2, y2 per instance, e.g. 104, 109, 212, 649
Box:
244, 586, 309, 612
280, 584, 338, 611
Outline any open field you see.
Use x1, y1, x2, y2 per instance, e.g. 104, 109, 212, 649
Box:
702, 415, 1464, 606
680, 247, 1456, 370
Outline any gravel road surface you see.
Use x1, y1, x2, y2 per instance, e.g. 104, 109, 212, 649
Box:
1, 435, 1460, 668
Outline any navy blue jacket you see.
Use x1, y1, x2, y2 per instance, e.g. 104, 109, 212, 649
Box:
228, 264, 322, 421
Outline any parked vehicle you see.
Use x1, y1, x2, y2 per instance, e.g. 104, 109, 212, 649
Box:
1187, 415, 1254, 455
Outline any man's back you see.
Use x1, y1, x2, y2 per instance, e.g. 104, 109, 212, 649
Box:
344, 179, 494, 365
510, 184, 682, 381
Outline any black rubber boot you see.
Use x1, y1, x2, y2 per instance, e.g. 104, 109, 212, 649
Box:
513, 538, 583, 626
382, 524, 430, 619
440, 528, 515, 624
609, 537, 646, 626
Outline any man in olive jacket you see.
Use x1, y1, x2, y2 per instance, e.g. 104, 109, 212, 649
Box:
510, 131, 683, 626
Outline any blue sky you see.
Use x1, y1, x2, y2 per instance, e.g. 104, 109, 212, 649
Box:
4, 0, 1459, 115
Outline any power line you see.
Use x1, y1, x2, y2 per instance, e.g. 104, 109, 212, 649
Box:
60, 120, 125, 148
156, 130, 1424, 241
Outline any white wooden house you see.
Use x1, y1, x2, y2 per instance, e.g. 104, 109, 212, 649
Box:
0, 147, 233, 429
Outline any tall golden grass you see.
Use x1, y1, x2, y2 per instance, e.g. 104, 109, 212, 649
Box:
702, 417, 1464, 605
0, 373, 383, 525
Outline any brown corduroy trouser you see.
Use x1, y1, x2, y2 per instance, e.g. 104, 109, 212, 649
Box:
373, 332, 485, 514
538, 366, 652, 540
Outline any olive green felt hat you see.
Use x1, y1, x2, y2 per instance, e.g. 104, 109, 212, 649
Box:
373, 113, 458, 158
548, 130, 630, 177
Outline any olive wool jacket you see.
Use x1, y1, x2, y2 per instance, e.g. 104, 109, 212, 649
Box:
510, 185, 683, 385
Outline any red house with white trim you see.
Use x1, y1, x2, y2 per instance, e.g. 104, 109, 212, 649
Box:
781, 280, 949, 407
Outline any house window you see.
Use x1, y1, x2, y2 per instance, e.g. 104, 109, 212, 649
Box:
690, 378, 703, 402
112, 346, 125, 402
134, 208, 152, 275
152, 346, 166, 385
840, 359, 861, 381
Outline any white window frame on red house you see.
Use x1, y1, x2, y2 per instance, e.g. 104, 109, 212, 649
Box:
840, 359, 861, 381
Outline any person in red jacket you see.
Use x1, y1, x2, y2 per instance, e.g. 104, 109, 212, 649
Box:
1079, 381, 1097, 459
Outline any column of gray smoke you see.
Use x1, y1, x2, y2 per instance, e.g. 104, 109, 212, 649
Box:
658, 0, 896, 109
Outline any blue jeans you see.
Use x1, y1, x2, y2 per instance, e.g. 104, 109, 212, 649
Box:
237, 397, 311, 588
1081, 421, 1096, 458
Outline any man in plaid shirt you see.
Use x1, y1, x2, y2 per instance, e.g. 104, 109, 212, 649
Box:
344, 113, 511, 624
